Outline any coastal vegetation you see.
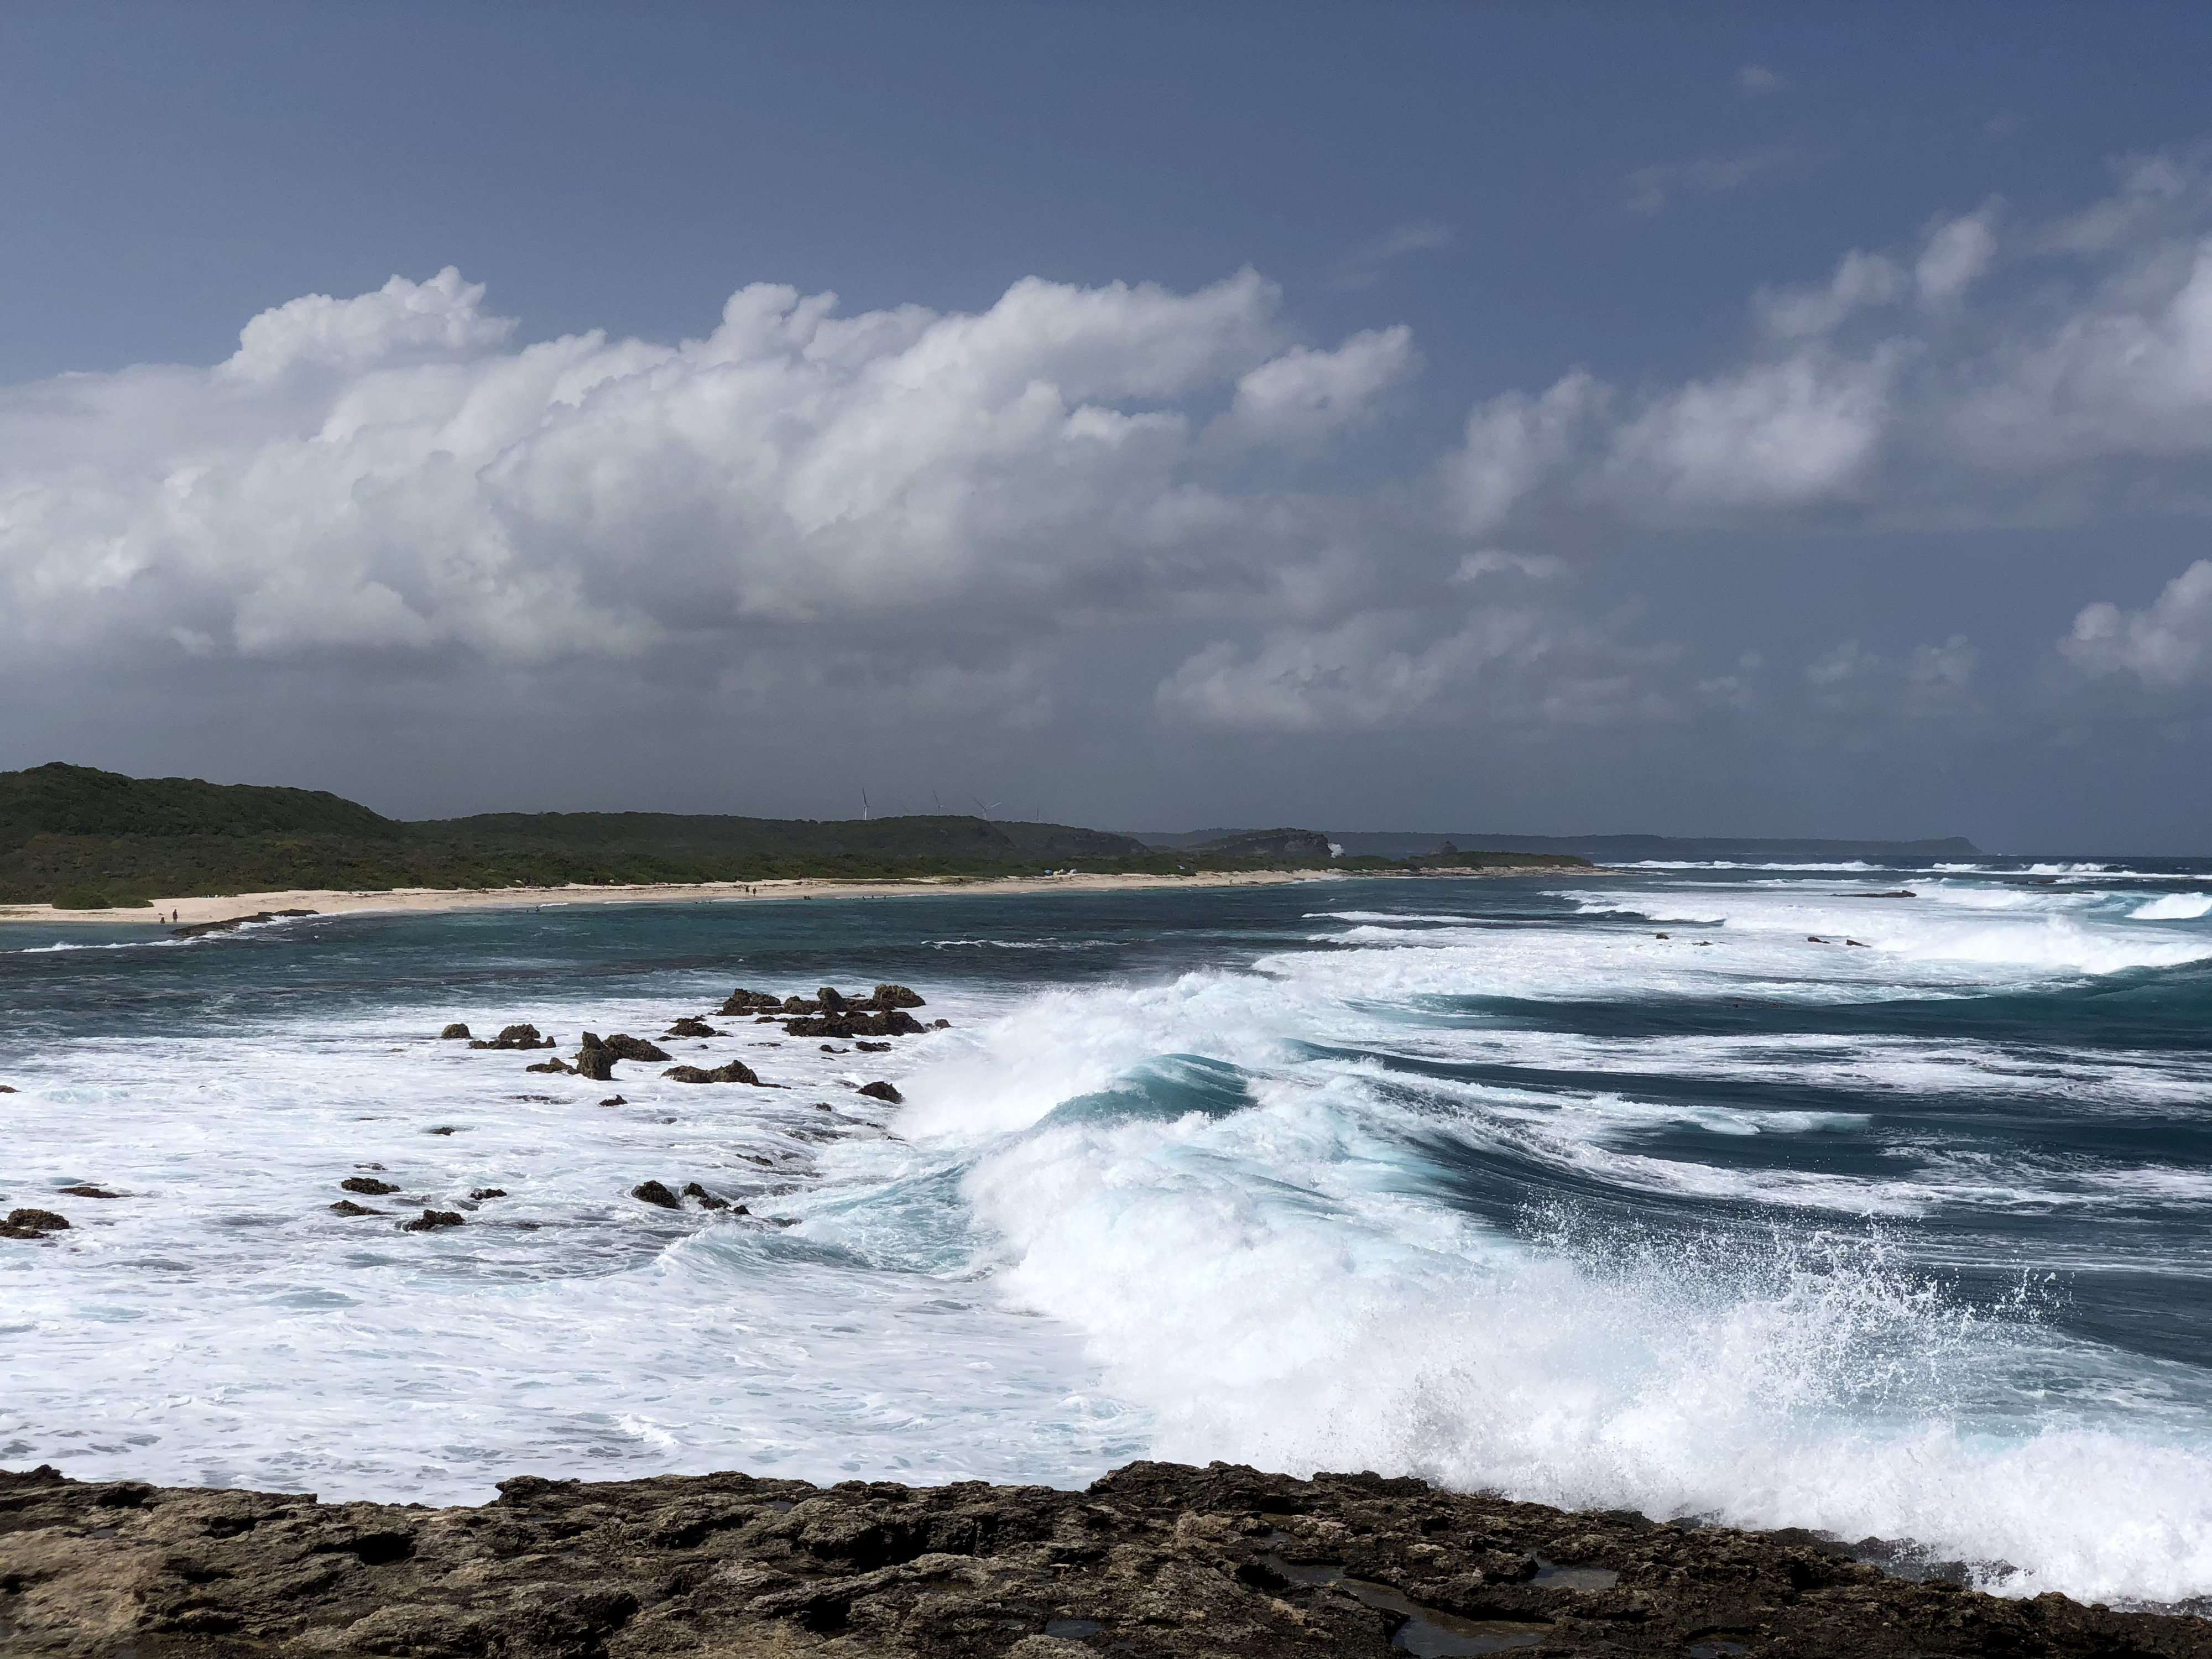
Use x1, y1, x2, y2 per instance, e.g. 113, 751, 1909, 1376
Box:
0, 764, 1589, 906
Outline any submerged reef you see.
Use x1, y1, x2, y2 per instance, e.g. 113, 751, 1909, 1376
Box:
3, 1459, 2205, 1657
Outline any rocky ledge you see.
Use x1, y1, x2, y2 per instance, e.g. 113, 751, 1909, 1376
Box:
2, 1462, 2204, 1658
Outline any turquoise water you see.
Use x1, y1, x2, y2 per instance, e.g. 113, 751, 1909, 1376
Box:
2, 862, 2208, 1604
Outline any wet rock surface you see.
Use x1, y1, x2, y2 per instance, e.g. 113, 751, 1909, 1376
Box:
1, 1460, 2203, 1658
662, 1060, 760, 1086
573, 1034, 618, 1082
469, 1024, 556, 1052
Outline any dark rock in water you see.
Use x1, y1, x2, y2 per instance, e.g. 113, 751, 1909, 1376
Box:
680, 1182, 732, 1211
932, 1018, 951, 1029
857, 1080, 904, 1104
661, 1060, 760, 1085
573, 1034, 617, 1082
603, 1034, 671, 1063
439, 1022, 471, 1040
872, 982, 927, 1008
820, 1045, 845, 1053
1, 1459, 2194, 1659
427, 1126, 457, 1136
0, 1082, 15, 1092
524, 1057, 575, 1074
328, 1199, 382, 1216
781, 995, 818, 1014
598, 1095, 627, 1107
1846, 937, 1869, 947
816, 985, 849, 1013
340, 1176, 400, 1196
400, 1209, 464, 1232
855, 1040, 891, 1052
1864, 889, 1917, 898
784, 1009, 925, 1040
468, 1188, 507, 1201
716, 987, 782, 1016
665, 1018, 720, 1038
631, 1180, 681, 1209
57, 1185, 121, 1199
7, 1207, 69, 1232
469, 1023, 556, 1051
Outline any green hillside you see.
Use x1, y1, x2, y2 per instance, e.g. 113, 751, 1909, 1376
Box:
0, 763, 1587, 907
0, 764, 1160, 906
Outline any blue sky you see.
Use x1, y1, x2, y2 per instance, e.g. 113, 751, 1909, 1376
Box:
4, 2, 2210, 848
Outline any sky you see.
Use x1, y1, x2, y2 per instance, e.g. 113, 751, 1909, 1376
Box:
3, 1, 2210, 851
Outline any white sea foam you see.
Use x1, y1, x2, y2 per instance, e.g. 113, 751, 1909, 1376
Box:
2134, 893, 2212, 920
1552, 880, 2212, 978
919, 1027, 2212, 1604
880, 919, 2212, 1604
1371, 1027, 2212, 1112
0, 985, 1141, 1501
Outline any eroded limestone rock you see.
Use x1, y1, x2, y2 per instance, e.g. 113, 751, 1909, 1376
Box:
0, 1461, 2200, 1658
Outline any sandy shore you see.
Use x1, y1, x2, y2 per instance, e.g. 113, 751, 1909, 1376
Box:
0, 868, 1347, 929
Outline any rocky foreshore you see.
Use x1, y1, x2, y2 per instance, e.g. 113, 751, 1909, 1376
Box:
3, 1461, 2204, 1658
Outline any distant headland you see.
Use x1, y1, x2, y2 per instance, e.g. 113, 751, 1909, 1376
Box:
0, 762, 1983, 921
0, 763, 1601, 916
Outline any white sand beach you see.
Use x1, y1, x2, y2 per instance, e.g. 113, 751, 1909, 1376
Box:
0, 868, 1349, 929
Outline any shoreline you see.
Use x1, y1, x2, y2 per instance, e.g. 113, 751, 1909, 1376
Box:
4, 1459, 2204, 1656
0, 863, 1589, 931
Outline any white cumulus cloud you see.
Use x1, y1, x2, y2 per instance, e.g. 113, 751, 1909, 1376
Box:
1441, 156, 2212, 534
2062, 559, 2212, 689
0, 266, 1424, 673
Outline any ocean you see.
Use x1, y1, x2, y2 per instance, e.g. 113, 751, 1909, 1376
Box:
3, 863, 2209, 1609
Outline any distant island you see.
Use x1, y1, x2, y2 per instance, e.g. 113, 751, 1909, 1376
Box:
0, 764, 1593, 910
